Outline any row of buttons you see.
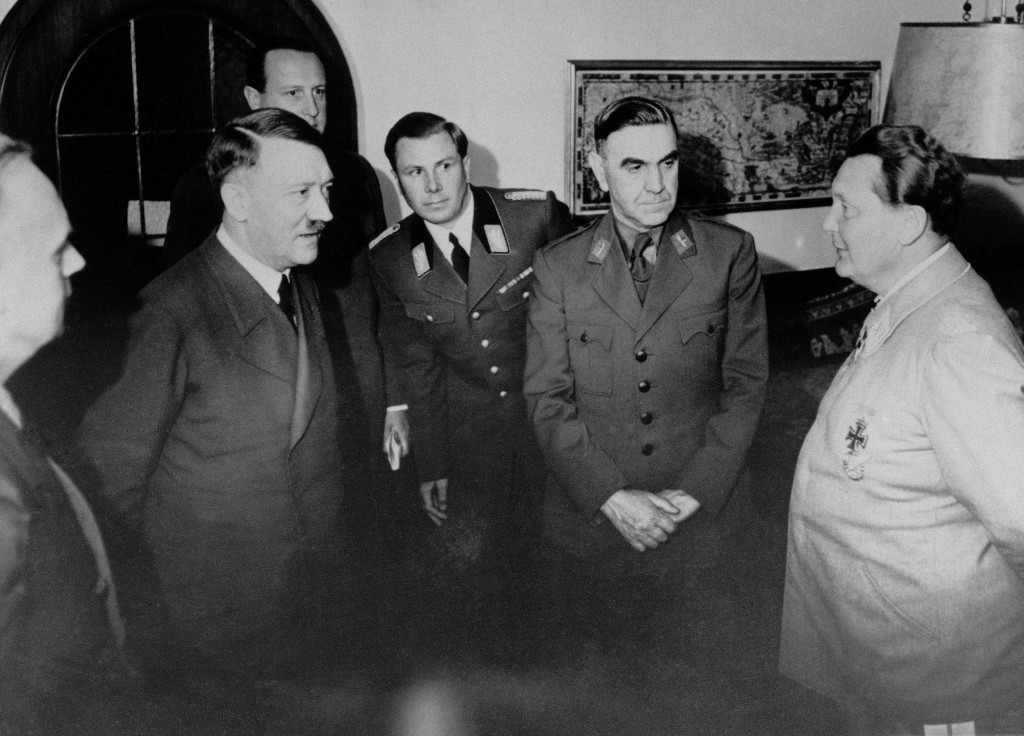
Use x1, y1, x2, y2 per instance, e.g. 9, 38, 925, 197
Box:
638, 344, 652, 454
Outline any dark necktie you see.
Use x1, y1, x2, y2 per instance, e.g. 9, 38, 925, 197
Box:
449, 232, 470, 284
278, 273, 296, 329
629, 232, 654, 303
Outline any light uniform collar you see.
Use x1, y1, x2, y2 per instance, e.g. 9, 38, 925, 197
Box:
217, 224, 290, 304
874, 242, 951, 308
424, 189, 475, 267
0, 385, 22, 428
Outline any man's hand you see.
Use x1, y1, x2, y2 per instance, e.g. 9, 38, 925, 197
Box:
658, 489, 701, 523
382, 409, 411, 469
419, 478, 448, 526
601, 489, 680, 552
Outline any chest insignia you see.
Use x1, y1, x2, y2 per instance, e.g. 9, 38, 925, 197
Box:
411, 242, 431, 278
591, 237, 611, 261
842, 418, 869, 480
484, 224, 510, 254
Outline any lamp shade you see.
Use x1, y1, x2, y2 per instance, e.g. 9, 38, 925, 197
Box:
885, 22, 1024, 159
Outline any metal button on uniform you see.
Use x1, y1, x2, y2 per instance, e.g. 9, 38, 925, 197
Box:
580, 332, 588, 343
640, 412, 653, 425
471, 311, 481, 320
522, 290, 530, 299
641, 443, 654, 456
499, 390, 508, 398
426, 314, 434, 322
638, 380, 650, 393
490, 366, 499, 374
481, 339, 490, 348
635, 348, 648, 362
706, 323, 715, 334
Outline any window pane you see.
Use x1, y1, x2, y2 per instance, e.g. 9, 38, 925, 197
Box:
58, 135, 139, 246
58, 25, 134, 135
135, 11, 212, 132
139, 131, 212, 231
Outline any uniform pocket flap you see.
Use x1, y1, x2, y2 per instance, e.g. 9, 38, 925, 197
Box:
404, 302, 455, 324
678, 307, 726, 343
572, 322, 614, 351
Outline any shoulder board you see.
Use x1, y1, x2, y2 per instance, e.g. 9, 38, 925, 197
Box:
689, 212, 748, 235
542, 218, 596, 250
368, 223, 400, 250
504, 190, 547, 201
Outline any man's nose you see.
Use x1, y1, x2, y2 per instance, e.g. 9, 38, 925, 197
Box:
424, 171, 442, 193
644, 167, 665, 193
309, 188, 333, 222
302, 94, 320, 121
822, 207, 838, 232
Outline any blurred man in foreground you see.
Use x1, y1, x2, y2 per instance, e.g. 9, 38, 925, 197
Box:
0, 134, 124, 731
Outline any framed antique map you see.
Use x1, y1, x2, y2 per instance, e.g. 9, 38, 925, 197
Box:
567, 60, 881, 217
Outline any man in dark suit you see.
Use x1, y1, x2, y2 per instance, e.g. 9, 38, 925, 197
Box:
164, 39, 409, 500
0, 135, 125, 731
524, 97, 768, 647
369, 112, 574, 575
78, 110, 344, 675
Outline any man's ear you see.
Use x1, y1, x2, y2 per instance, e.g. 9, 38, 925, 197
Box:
588, 150, 610, 192
462, 155, 471, 181
898, 204, 929, 247
242, 86, 262, 112
220, 181, 249, 222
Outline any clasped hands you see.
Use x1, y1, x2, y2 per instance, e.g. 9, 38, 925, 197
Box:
601, 488, 701, 552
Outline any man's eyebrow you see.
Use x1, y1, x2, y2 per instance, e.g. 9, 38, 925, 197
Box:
660, 151, 680, 164
617, 156, 648, 167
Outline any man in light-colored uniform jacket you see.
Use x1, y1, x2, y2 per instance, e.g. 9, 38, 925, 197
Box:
780, 125, 1024, 734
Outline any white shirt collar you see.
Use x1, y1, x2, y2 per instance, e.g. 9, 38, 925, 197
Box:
0, 385, 22, 429
216, 224, 290, 303
423, 189, 475, 266
875, 242, 951, 307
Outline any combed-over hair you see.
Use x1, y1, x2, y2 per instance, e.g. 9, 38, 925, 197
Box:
206, 108, 324, 189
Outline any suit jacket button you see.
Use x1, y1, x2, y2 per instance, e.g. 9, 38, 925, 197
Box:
471, 311, 481, 320
635, 349, 648, 362
638, 380, 650, 393
640, 412, 653, 425
641, 443, 654, 456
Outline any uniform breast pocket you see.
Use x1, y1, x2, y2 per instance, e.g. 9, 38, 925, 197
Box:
404, 302, 456, 327
567, 322, 614, 396
675, 306, 727, 381
496, 274, 535, 312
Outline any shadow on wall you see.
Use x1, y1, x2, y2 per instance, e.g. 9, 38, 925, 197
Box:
374, 142, 502, 226
954, 167, 1024, 317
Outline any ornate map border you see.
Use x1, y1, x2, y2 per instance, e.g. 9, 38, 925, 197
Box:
566, 60, 881, 218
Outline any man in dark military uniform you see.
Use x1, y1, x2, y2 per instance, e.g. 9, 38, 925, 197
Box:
524, 97, 768, 650
368, 112, 574, 579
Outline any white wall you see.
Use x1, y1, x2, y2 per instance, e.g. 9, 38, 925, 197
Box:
314, 0, 955, 272
0, 0, 960, 271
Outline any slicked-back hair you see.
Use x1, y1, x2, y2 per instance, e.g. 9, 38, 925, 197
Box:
593, 96, 679, 155
847, 124, 966, 239
245, 37, 320, 92
0, 135, 33, 222
384, 112, 469, 170
206, 108, 324, 189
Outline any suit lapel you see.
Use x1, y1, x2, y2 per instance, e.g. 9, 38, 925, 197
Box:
590, 214, 641, 331
201, 235, 297, 384
467, 188, 506, 309
290, 275, 322, 448
636, 212, 697, 342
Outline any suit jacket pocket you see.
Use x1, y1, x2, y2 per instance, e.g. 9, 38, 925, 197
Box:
403, 302, 456, 325
568, 322, 613, 396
